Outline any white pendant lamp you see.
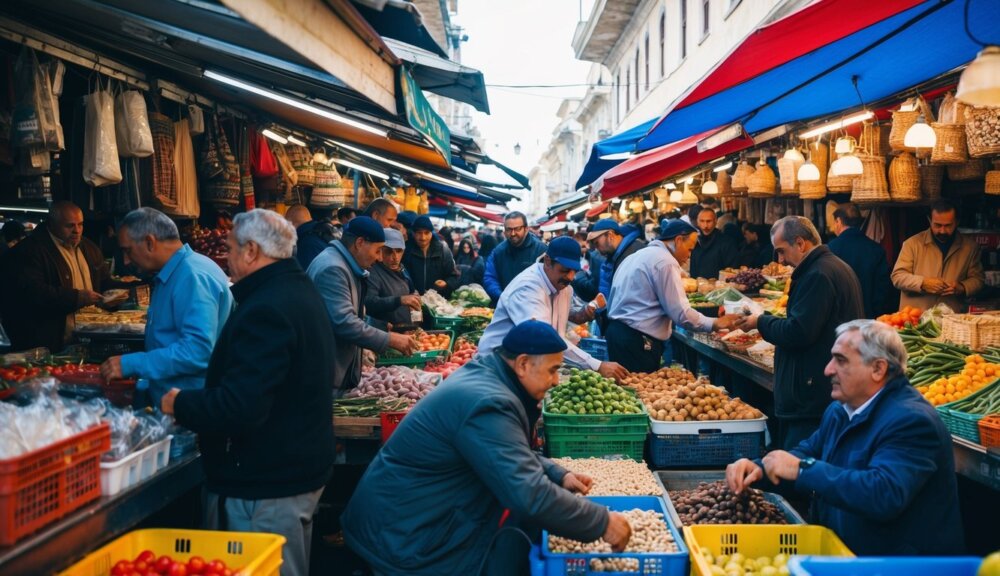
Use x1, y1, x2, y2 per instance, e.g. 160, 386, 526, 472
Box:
669, 190, 683, 203
957, 46, 1000, 106
904, 117, 937, 149
797, 161, 821, 182
783, 148, 805, 163
835, 154, 864, 176
701, 180, 719, 195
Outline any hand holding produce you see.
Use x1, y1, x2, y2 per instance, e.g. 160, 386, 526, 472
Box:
551, 457, 661, 496
549, 508, 678, 570
546, 369, 644, 415
671, 480, 789, 525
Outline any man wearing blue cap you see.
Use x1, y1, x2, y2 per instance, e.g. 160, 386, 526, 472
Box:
343, 320, 633, 576
607, 220, 739, 372
587, 218, 647, 330
308, 216, 419, 390
477, 236, 629, 382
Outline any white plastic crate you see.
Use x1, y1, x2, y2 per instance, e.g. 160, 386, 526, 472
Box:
649, 415, 766, 435
101, 436, 172, 496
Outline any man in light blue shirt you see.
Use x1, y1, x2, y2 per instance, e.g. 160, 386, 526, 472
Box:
100, 208, 233, 406
607, 220, 737, 372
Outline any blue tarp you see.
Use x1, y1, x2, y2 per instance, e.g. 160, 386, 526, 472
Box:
638, 0, 998, 151
575, 118, 656, 189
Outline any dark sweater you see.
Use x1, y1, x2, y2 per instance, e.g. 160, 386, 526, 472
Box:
690, 230, 739, 280
403, 239, 460, 296
366, 262, 416, 327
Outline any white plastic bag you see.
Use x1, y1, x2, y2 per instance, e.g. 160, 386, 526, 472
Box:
83, 84, 122, 187
187, 104, 204, 135
114, 91, 153, 158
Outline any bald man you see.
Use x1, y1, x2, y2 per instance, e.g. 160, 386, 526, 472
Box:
13, 201, 110, 351
285, 204, 335, 270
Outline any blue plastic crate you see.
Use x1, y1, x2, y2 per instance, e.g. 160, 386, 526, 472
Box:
579, 338, 608, 362
788, 556, 983, 576
649, 431, 764, 468
540, 496, 689, 576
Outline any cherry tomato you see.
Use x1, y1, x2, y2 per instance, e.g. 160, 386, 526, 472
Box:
187, 556, 206, 575
207, 560, 226, 573
136, 550, 157, 564
133, 561, 150, 573
111, 560, 133, 576
168, 562, 188, 576
155, 556, 173, 574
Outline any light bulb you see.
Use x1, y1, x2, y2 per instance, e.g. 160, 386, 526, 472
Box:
798, 161, 820, 182
644, 199, 654, 210
957, 46, 1000, 106
904, 121, 937, 149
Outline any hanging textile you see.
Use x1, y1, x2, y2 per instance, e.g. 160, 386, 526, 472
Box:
148, 111, 177, 209
201, 114, 240, 206
237, 122, 255, 210
172, 118, 200, 218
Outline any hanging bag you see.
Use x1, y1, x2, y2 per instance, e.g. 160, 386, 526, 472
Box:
187, 104, 204, 135
250, 130, 279, 178
83, 79, 123, 187
198, 113, 223, 179
114, 90, 154, 158
12, 47, 60, 150
148, 110, 177, 207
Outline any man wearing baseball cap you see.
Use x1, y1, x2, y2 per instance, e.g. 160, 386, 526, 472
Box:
477, 236, 629, 382
307, 216, 419, 390
343, 320, 632, 575
586, 219, 647, 331
366, 228, 422, 328
606, 220, 739, 372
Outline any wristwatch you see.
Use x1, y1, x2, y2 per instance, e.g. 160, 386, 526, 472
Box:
799, 457, 816, 472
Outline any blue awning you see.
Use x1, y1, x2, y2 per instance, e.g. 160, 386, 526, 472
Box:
576, 118, 656, 189
419, 179, 509, 206
638, 0, 997, 150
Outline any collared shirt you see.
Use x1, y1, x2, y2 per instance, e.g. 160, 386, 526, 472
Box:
842, 388, 884, 421
49, 231, 93, 341
477, 263, 601, 370
608, 240, 714, 341
120, 244, 233, 405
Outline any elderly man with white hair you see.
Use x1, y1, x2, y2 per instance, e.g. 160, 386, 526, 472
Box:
101, 207, 232, 407
726, 319, 964, 556
161, 209, 337, 576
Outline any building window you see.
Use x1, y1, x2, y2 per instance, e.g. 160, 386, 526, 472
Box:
680, 0, 687, 60
702, 0, 710, 37
659, 9, 666, 77
626, 69, 631, 110
634, 48, 640, 101
644, 33, 650, 90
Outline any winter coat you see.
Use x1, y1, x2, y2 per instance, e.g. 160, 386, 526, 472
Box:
891, 229, 984, 312
828, 227, 895, 318
174, 259, 335, 499
757, 246, 864, 419
455, 251, 485, 287
738, 241, 774, 269
764, 376, 964, 556
294, 220, 334, 271
484, 233, 547, 301
689, 230, 739, 280
342, 351, 609, 575
572, 249, 606, 302
403, 239, 461, 297
14, 230, 110, 351
366, 262, 416, 327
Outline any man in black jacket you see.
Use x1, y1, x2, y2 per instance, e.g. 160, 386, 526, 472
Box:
484, 212, 547, 302
827, 203, 895, 318
403, 216, 461, 296
690, 208, 738, 280
738, 216, 864, 449
161, 209, 335, 576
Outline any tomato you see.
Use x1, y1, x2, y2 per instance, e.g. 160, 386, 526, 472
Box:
133, 561, 150, 573
187, 556, 206, 575
220, 570, 233, 576
207, 560, 227, 573
111, 560, 133, 576
155, 556, 173, 574
168, 562, 188, 576
136, 550, 157, 564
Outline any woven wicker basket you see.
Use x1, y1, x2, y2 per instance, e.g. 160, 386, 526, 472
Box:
948, 158, 987, 181
930, 123, 968, 164
717, 169, 733, 196
862, 121, 892, 158
965, 106, 1000, 158
889, 107, 919, 153
921, 164, 944, 199
747, 159, 777, 197
799, 141, 829, 200
826, 162, 855, 193
938, 92, 959, 124
941, 313, 1000, 351
732, 161, 754, 193
889, 152, 921, 202
778, 152, 804, 195
986, 162, 1000, 195
851, 154, 889, 203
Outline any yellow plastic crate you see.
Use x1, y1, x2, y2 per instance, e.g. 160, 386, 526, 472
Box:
58, 528, 285, 576
683, 524, 853, 576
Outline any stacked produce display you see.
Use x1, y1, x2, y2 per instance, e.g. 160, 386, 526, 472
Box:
550, 457, 661, 496
668, 481, 788, 525
547, 508, 679, 572
624, 367, 763, 423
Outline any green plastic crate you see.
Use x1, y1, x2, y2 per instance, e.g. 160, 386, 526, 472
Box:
936, 379, 1000, 444
544, 431, 646, 461
375, 330, 454, 367
542, 390, 649, 435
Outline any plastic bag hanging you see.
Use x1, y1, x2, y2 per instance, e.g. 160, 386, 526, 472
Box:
187, 104, 204, 135
82, 79, 123, 187
11, 47, 60, 150
114, 90, 154, 158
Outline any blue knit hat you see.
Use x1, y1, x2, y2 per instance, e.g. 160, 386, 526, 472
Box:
397, 211, 418, 228
344, 216, 385, 242
502, 320, 568, 355
412, 215, 435, 232
659, 219, 698, 240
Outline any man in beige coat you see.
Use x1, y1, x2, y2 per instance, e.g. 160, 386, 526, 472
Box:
891, 200, 983, 312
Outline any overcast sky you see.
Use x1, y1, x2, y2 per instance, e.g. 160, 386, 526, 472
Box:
456, 0, 596, 209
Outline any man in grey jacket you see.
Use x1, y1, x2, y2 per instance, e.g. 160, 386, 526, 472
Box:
342, 320, 632, 575
307, 217, 418, 390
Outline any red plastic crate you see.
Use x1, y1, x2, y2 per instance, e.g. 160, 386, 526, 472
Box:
380, 411, 407, 444
0, 423, 111, 545
56, 373, 137, 407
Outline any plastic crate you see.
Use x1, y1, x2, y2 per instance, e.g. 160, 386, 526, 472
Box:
375, 330, 454, 367
543, 390, 650, 436
57, 528, 286, 576
653, 470, 805, 527
380, 411, 407, 444
74, 332, 145, 362
56, 373, 138, 408
979, 414, 1000, 448
578, 338, 608, 362
426, 307, 465, 331
0, 423, 111, 546
936, 406, 984, 443
541, 496, 689, 576
787, 556, 982, 576
684, 525, 853, 576
101, 436, 172, 497
544, 432, 647, 461
649, 430, 765, 468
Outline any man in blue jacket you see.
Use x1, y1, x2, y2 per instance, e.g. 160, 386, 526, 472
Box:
342, 320, 632, 575
484, 211, 547, 302
827, 203, 896, 318
726, 319, 964, 556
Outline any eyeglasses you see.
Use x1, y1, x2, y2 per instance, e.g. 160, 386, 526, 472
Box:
504, 225, 526, 234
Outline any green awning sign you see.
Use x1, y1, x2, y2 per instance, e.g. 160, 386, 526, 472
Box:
400, 67, 451, 166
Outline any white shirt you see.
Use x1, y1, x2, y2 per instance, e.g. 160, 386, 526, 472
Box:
608, 240, 714, 341
842, 388, 883, 421
477, 263, 601, 370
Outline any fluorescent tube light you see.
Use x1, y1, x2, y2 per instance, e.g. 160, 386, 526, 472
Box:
332, 158, 389, 180
713, 162, 733, 173
798, 111, 874, 140
261, 129, 288, 144
697, 123, 744, 153
326, 139, 478, 192
286, 135, 307, 147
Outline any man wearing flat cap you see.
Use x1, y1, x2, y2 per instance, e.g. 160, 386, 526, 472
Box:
478, 236, 630, 382
607, 220, 739, 372
308, 216, 419, 390
586, 219, 647, 331
343, 320, 633, 576
366, 228, 421, 328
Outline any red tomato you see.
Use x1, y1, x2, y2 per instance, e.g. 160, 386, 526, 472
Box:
133, 561, 150, 573
220, 570, 233, 576
155, 556, 173, 574
207, 560, 227, 573
111, 560, 133, 576
187, 556, 206, 575
168, 562, 188, 576
136, 550, 157, 564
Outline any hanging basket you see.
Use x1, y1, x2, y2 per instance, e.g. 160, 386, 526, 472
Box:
930, 123, 969, 164
986, 162, 1000, 195
862, 121, 892, 158
747, 159, 777, 197
731, 160, 754, 193
717, 169, 733, 196
948, 158, 987, 181
851, 154, 890, 203
826, 163, 855, 193
777, 153, 804, 195
920, 164, 944, 200
799, 141, 829, 200
888, 152, 921, 202
889, 106, 919, 153
965, 106, 1000, 158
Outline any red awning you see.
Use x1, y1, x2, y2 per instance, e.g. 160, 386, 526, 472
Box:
585, 202, 611, 219
428, 195, 490, 209
594, 128, 755, 200
458, 204, 505, 224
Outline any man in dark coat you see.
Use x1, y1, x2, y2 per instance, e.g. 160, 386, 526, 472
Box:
285, 204, 334, 271
13, 201, 109, 352
342, 320, 632, 576
484, 211, 547, 302
689, 208, 739, 280
738, 216, 864, 449
569, 232, 604, 302
366, 228, 421, 328
728, 320, 964, 556
738, 223, 774, 268
827, 203, 895, 318
161, 210, 336, 576
403, 216, 461, 296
